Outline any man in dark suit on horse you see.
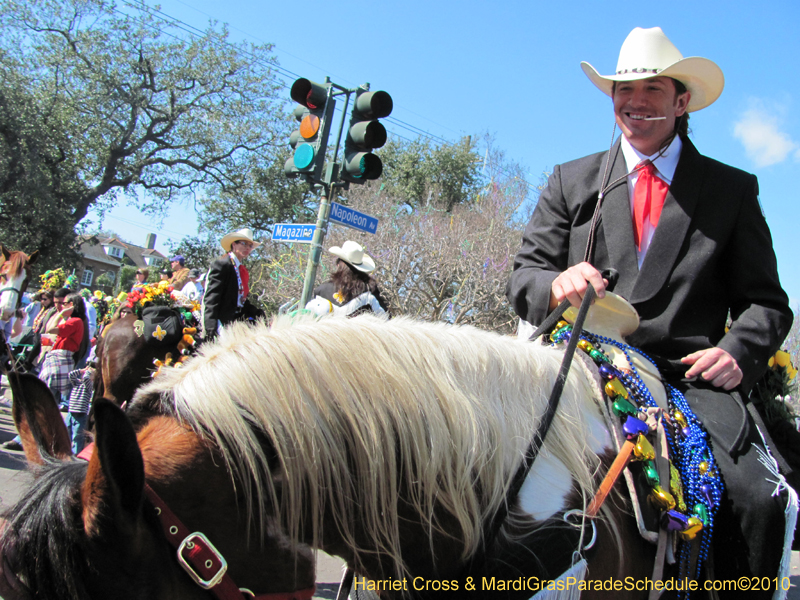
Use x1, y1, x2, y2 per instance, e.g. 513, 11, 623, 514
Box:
202, 228, 265, 341
507, 27, 794, 594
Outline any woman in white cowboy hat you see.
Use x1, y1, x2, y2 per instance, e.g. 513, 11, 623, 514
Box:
507, 27, 793, 592
201, 228, 265, 340
306, 240, 389, 317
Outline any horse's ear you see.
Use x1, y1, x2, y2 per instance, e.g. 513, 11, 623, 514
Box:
26, 250, 39, 265
0, 245, 7, 265
8, 372, 72, 464
84, 399, 145, 523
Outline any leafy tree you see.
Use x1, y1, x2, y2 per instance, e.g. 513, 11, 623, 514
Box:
247, 136, 541, 331
379, 135, 483, 211
166, 233, 222, 273
0, 0, 288, 270
0, 64, 86, 267
94, 271, 116, 294
198, 158, 317, 239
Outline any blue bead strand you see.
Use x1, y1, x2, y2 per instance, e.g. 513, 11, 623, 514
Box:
551, 327, 724, 599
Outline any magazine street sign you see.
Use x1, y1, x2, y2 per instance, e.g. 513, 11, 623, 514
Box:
329, 202, 379, 234
272, 223, 316, 244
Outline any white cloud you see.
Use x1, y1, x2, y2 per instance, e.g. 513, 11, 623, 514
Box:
733, 102, 798, 168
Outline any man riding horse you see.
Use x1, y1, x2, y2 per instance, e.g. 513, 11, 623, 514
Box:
507, 27, 794, 594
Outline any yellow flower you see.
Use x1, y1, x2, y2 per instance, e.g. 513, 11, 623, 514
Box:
775, 351, 792, 368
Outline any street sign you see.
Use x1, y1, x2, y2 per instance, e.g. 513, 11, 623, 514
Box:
329, 202, 379, 234
272, 223, 316, 243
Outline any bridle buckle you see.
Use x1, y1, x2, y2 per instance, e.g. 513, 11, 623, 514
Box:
177, 532, 228, 589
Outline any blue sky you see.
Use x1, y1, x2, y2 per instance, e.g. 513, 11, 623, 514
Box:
95, 0, 800, 305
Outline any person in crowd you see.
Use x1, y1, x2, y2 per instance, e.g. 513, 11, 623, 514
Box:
8, 308, 24, 340
202, 228, 264, 341
65, 362, 95, 453
506, 27, 793, 592
169, 255, 190, 291
131, 268, 149, 292
160, 268, 172, 282
99, 304, 135, 341
309, 241, 389, 317
26, 288, 71, 370
22, 291, 42, 328
181, 268, 205, 302
19, 290, 56, 373
37, 292, 89, 405
79, 289, 97, 351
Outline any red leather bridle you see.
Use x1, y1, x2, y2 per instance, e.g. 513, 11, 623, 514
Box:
77, 444, 315, 600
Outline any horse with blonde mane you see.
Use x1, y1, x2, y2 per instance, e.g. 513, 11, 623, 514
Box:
1, 314, 653, 600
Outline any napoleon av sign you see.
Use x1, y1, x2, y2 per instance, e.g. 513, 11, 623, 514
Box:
329, 202, 379, 234
272, 223, 316, 243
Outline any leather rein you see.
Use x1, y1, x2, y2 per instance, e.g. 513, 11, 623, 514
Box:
77, 444, 315, 600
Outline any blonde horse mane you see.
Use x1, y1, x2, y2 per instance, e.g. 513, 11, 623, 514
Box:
134, 314, 605, 576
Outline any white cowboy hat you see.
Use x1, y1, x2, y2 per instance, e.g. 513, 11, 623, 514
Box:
220, 228, 262, 253
328, 241, 375, 273
581, 27, 724, 113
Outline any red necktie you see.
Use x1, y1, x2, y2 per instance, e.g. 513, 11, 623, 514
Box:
238, 264, 249, 299
633, 162, 669, 251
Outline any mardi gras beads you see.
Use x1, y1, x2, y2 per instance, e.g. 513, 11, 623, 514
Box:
549, 323, 724, 596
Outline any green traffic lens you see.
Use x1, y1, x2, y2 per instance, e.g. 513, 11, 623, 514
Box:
294, 144, 315, 170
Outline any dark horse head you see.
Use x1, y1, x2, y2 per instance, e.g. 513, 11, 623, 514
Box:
0, 371, 315, 600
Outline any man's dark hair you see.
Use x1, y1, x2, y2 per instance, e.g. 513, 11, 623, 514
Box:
671, 78, 690, 138
54, 287, 70, 299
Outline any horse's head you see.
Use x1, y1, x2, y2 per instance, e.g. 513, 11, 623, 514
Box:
0, 372, 315, 600
0, 246, 38, 322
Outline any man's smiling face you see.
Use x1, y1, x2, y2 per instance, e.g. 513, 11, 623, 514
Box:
613, 76, 690, 155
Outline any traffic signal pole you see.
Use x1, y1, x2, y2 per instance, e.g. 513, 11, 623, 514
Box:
287, 78, 390, 309
298, 86, 354, 308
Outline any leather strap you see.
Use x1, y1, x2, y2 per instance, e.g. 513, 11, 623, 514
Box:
649, 417, 671, 600
77, 444, 315, 600
586, 440, 634, 518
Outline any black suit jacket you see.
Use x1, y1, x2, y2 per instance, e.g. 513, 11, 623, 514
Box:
507, 137, 793, 391
202, 255, 263, 340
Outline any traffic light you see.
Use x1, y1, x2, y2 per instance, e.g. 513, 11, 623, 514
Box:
285, 78, 335, 182
341, 88, 393, 183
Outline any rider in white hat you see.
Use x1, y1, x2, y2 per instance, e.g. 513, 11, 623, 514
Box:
508, 27, 793, 593
306, 241, 389, 317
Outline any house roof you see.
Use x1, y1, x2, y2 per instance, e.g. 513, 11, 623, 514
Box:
77, 235, 167, 269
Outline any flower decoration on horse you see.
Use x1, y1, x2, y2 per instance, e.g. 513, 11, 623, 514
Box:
126, 280, 176, 315
752, 349, 799, 429
123, 281, 200, 370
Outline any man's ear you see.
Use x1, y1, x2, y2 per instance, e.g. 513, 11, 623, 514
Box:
675, 90, 691, 117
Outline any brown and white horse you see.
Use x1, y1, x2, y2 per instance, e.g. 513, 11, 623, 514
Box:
1, 315, 654, 600
0, 246, 38, 324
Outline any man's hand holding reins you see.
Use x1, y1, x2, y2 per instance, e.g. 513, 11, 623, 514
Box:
549, 262, 608, 311
681, 347, 743, 390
